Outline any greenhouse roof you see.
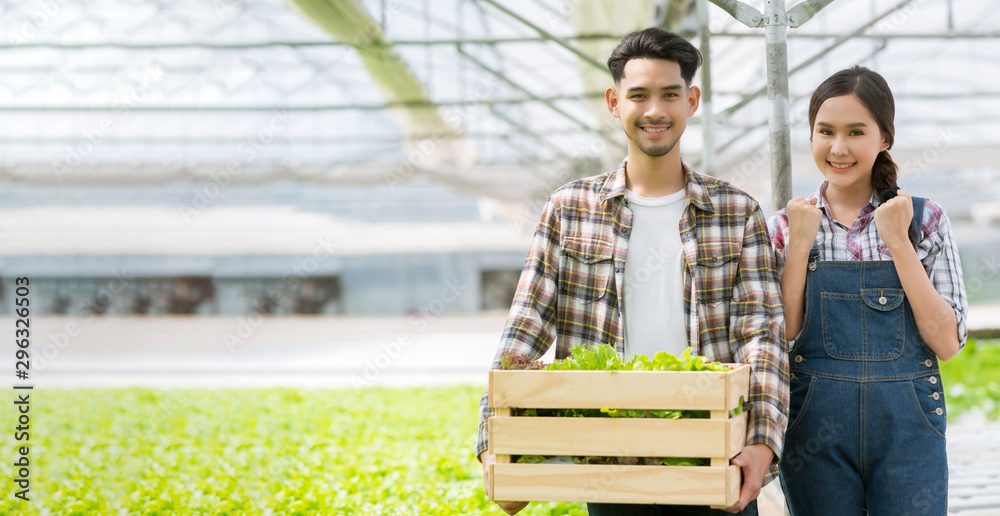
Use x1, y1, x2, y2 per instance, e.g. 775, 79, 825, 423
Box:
1, 0, 998, 208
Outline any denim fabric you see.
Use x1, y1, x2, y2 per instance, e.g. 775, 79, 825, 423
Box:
779, 248, 948, 516
587, 500, 758, 516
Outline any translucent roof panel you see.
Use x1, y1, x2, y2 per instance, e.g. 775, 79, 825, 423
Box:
0, 0, 997, 208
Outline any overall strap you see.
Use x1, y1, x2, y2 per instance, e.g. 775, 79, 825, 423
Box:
911, 196, 927, 242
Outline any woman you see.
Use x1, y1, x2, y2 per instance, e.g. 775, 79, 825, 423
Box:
767, 66, 968, 515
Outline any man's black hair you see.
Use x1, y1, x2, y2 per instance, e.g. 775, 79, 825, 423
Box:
607, 27, 702, 87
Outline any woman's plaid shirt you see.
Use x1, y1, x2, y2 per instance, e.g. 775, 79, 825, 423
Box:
478, 160, 789, 479
767, 181, 969, 350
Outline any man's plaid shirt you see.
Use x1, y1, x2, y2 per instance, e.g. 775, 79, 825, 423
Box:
478, 159, 789, 480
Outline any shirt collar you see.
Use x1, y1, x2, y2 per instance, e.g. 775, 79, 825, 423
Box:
599, 159, 628, 202
600, 158, 715, 213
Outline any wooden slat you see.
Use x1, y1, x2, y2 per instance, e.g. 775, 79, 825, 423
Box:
711, 464, 742, 510
710, 410, 728, 467
491, 463, 739, 506
727, 464, 740, 507
948, 420, 1000, 511
950, 484, 1000, 497
726, 412, 748, 459
951, 475, 1000, 489
488, 407, 511, 501
726, 365, 752, 411
488, 462, 495, 501
489, 366, 750, 411
489, 408, 512, 461
491, 413, 747, 459
948, 495, 1000, 511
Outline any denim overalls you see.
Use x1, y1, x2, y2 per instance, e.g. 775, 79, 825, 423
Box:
779, 198, 949, 516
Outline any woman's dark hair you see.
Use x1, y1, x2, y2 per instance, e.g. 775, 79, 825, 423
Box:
809, 66, 898, 201
607, 28, 702, 87
810, 66, 918, 246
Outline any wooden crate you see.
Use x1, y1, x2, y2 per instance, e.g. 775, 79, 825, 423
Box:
488, 365, 751, 507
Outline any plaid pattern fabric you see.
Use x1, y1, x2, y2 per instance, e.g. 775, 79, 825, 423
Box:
766, 181, 969, 348
478, 159, 789, 481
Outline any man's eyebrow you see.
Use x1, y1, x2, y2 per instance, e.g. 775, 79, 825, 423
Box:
626, 84, 684, 94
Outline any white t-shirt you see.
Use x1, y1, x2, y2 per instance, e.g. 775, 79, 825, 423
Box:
622, 187, 689, 359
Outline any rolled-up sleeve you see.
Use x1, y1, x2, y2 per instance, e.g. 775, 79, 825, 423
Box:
766, 209, 789, 273
730, 205, 789, 481
476, 198, 562, 461
919, 203, 969, 350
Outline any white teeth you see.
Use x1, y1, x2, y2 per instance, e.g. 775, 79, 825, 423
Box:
643, 127, 666, 133
829, 162, 855, 169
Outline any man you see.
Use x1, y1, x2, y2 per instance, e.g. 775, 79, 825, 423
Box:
477, 27, 788, 516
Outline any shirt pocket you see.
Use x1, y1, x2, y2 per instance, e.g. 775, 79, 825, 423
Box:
559, 237, 615, 304
692, 241, 741, 305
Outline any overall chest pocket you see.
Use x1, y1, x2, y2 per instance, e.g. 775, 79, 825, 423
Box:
559, 237, 614, 304
821, 288, 905, 360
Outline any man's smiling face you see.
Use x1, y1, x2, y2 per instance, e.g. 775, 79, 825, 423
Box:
607, 58, 699, 159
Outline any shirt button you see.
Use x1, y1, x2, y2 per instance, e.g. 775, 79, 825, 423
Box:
924, 359, 933, 367
878, 296, 887, 305
794, 355, 803, 363
935, 407, 944, 416
808, 262, 817, 271
932, 392, 940, 400
929, 376, 938, 385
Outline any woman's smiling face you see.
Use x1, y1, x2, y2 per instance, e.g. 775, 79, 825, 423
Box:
811, 94, 890, 193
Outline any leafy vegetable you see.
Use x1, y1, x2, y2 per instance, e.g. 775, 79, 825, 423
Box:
499, 352, 547, 370
511, 456, 708, 466
503, 344, 732, 374
545, 343, 625, 371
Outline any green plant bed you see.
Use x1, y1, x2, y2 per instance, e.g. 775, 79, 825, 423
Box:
940, 338, 1000, 420
1, 387, 585, 515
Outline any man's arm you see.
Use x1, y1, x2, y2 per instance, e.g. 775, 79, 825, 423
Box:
725, 204, 789, 511
476, 196, 562, 460
476, 197, 562, 515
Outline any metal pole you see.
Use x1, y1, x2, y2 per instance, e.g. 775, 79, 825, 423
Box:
765, 0, 792, 210
723, 0, 916, 117
697, 0, 715, 175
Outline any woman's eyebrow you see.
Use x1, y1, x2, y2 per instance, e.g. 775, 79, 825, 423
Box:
815, 121, 869, 128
